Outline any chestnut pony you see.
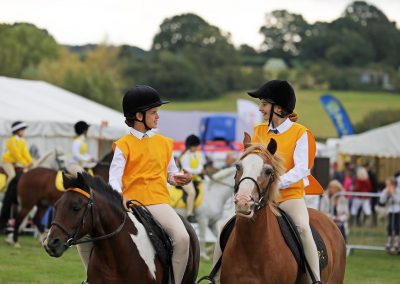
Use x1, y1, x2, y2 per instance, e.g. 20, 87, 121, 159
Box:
0, 152, 112, 245
44, 173, 200, 284
221, 134, 346, 284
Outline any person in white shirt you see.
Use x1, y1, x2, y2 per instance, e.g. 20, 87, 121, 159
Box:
179, 134, 206, 222
66, 121, 94, 177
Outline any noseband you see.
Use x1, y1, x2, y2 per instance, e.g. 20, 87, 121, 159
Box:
234, 156, 275, 211
51, 188, 127, 248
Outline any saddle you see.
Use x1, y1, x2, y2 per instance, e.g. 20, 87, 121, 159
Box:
129, 205, 174, 284
219, 209, 328, 273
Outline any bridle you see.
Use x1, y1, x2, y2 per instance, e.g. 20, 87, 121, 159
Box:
51, 187, 127, 248
234, 153, 275, 212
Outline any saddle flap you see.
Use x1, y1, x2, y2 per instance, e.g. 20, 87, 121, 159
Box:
130, 205, 173, 266
277, 208, 328, 272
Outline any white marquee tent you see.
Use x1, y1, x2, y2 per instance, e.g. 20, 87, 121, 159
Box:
339, 121, 400, 158
0, 76, 128, 160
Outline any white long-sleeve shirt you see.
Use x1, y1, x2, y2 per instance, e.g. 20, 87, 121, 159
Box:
269, 118, 310, 189
109, 128, 179, 193
70, 135, 92, 164
379, 187, 400, 213
180, 151, 205, 175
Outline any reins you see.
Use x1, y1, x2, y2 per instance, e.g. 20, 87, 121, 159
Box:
51, 187, 127, 248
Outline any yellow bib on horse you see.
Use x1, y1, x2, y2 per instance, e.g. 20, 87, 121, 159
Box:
169, 183, 204, 209
55, 170, 94, 192
0, 173, 6, 192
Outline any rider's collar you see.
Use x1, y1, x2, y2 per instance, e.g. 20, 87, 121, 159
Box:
130, 128, 154, 140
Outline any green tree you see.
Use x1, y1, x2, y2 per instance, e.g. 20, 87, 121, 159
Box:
259, 10, 309, 64
0, 23, 59, 77
151, 13, 242, 99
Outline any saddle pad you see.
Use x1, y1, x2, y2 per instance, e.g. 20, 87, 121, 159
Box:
0, 173, 6, 192
219, 212, 328, 274
277, 208, 328, 272
130, 205, 173, 284
169, 181, 203, 209
55, 171, 67, 192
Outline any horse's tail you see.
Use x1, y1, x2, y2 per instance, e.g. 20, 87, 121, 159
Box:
0, 174, 21, 230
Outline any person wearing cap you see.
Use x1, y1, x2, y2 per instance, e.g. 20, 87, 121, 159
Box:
109, 85, 192, 284
66, 121, 94, 177
212, 80, 324, 284
179, 134, 205, 223
1, 121, 33, 187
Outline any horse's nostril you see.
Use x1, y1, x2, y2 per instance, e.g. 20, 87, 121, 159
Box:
48, 238, 61, 247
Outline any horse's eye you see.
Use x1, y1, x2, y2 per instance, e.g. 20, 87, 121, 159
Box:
235, 163, 241, 171
72, 206, 81, 212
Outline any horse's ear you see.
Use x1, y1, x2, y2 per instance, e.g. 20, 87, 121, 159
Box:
62, 172, 75, 189
267, 138, 277, 155
243, 132, 252, 149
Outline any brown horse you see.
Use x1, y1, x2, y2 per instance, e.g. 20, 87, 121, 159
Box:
44, 173, 200, 284
0, 152, 113, 246
220, 135, 346, 284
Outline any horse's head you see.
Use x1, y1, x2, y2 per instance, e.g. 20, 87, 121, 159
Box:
43, 172, 123, 257
233, 132, 284, 218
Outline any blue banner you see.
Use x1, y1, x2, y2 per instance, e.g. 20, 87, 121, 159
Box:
320, 94, 354, 137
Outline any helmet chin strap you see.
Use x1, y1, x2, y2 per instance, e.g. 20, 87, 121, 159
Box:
268, 104, 285, 128
135, 111, 152, 131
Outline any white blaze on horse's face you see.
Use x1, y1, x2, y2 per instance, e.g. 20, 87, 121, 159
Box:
234, 153, 264, 219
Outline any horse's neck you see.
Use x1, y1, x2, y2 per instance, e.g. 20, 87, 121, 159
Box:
206, 176, 235, 205
235, 208, 278, 244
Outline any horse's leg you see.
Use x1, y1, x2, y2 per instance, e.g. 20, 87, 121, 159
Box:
11, 206, 31, 246
197, 216, 209, 260
32, 204, 49, 242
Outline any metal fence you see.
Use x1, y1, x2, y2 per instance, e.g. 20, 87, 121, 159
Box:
330, 191, 389, 256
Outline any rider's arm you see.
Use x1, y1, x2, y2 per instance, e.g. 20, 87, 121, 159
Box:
278, 132, 310, 189
167, 156, 179, 185
109, 146, 126, 193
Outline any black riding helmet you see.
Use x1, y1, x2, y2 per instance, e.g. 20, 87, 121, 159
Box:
248, 80, 296, 126
185, 134, 201, 148
248, 80, 296, 114
123, 85, 169, 130
74, 121, 90, 135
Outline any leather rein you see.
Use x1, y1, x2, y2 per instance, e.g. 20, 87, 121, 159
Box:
51, 187, 127, 248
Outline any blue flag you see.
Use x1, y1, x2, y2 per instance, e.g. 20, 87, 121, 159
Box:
320, 94, 354, 137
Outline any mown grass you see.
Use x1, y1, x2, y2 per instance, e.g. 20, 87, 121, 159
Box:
1, 233, 400, 283
163, 89, 400, 139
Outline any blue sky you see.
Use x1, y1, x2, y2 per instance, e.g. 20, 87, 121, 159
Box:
0, 0, 398, 50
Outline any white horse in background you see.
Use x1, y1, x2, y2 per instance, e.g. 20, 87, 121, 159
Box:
174, 166, 236, 259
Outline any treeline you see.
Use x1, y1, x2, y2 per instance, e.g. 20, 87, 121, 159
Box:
0, 1, 399, 111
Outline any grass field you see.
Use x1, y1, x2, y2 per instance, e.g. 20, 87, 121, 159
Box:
163, 89, 400, 139
1, 234, 400, 284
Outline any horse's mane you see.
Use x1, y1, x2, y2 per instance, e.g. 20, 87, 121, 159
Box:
240, 143, 285, 215
100, 151, 114, 164
63, 172, 123, 215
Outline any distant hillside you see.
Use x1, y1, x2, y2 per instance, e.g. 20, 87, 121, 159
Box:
64, 44, 147, 58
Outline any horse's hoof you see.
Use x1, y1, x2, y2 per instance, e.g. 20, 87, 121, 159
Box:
5, 237, 20, 248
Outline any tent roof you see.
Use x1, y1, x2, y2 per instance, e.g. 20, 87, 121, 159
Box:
339, 121, 400, 158
0, 76, 127, 139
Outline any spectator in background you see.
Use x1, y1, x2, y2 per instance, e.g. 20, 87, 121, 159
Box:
320, 179, 349, 242
351, 167, 372, 226
379, 176, 400, 254
331, 161, 344, 184
364, 161, 379, 226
